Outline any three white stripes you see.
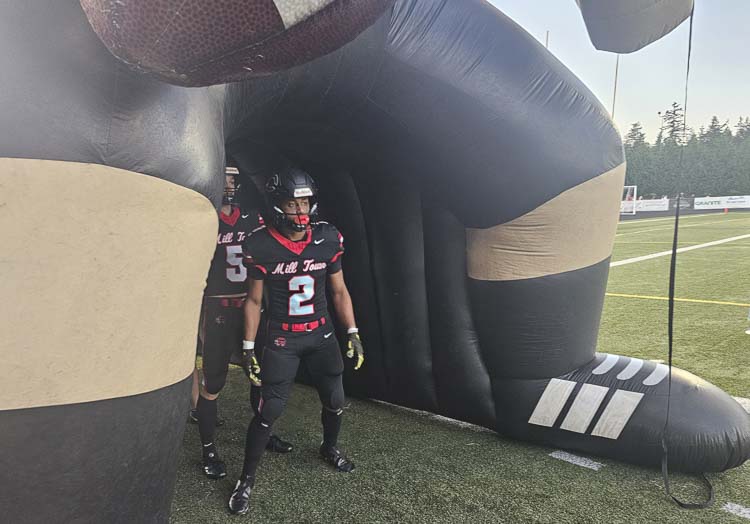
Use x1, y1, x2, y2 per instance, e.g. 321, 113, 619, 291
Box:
529, 355, 665, 439
529, 378, 644, 439
593, 354, 670, 387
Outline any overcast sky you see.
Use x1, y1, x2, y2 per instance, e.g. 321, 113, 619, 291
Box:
487, 1, 750, 142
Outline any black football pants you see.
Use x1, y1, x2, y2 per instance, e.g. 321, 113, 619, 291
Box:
241, 324, 345, 479
257, 325, 345, 423
200, 299, 243, 395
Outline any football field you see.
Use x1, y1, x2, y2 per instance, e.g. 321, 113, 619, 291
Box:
171, 211, 750, 523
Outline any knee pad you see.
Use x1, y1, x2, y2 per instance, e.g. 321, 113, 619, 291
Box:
257, 396, 285, 425
320, 380, 345, 413
202, 370, 227, 396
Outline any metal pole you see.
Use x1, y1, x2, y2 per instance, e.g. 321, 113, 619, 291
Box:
611, 54, 620, 118
544, 30, 549, 49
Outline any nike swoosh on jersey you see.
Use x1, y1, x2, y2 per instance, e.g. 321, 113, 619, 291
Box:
324, 332, 333, 338
314, 239, 325, 245
241, 214, 250, 218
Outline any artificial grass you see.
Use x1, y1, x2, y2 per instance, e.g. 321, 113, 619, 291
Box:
171, 375, 749, 523
603, 211, 750, 396
171, 211, 749, 523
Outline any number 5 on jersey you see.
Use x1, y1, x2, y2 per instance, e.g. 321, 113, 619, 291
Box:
288, 275, 315, 316
225, 245, 247, 282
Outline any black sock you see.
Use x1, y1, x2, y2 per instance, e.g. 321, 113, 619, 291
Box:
241, 417, 272, 479
321, 408, 342, 449
197, 395, 217, 448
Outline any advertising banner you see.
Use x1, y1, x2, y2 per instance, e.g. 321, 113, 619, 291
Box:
636, 199, 670, 212
693, 195, 750, 210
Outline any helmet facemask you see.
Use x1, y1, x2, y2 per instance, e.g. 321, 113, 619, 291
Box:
222, 167, 241, 206
265, 170, 319, 232
272, 193, 317, 232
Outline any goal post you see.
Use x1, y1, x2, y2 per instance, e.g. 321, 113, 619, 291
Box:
620, 185, 637, 215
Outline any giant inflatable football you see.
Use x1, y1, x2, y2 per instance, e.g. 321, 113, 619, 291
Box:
0, 0, 747, 522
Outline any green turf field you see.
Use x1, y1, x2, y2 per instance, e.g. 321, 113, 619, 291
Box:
603, 211, 750, 396
171, 211, 750, 523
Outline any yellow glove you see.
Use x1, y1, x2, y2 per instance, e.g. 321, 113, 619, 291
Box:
346, 331, 364, 371
241, 344, 262, 386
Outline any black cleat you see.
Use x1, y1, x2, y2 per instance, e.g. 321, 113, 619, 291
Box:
266, 434, 293, 454
189, 409, 224, 427
228, 475, 254, 515
201, 445, 227, 479
320, 445, 355, 473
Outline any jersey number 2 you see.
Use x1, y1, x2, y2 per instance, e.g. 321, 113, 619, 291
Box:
289, 275, 315, 316
225, 245, 247, 282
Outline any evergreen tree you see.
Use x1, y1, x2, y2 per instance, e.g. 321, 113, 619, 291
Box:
624, 122, 647, 147
660, 102, 687, 145
621, 109, 750, 197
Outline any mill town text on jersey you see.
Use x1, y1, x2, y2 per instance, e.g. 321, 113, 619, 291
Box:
271, 260, 328, 275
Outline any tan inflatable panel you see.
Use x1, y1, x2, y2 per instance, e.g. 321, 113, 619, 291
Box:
467, 163, 625, 281
0, 158, 217, 410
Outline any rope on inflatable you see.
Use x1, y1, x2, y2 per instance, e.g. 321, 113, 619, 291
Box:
660, 8, 715, 510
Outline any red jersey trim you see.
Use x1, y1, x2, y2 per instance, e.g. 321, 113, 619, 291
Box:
267, 226, 311, 255
330, 251, 343, 264
219, 207, 240, 226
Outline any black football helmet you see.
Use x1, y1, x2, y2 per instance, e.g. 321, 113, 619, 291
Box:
222, 166, 241, 206
265, 167, 319, 232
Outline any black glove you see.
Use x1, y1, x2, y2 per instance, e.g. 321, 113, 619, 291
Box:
241, 347, 262, 386
346, 332, 364, 371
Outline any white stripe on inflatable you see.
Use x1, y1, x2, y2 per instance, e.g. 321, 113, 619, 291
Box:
616, 358, 644, 380
549, 450, 603, 471
734, 397, 750, 414
643, 364, 669, 386
560, 384, 609, 433
592, 354, 619, 375
273, 0, 334, 29
528, 379, 576, 427
591, 390, 644, 439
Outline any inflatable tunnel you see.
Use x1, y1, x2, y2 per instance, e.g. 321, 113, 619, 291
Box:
1, 0, 747, 522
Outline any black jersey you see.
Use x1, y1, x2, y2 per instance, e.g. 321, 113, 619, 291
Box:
242, 222, 344, 325
204, 207, 263, 296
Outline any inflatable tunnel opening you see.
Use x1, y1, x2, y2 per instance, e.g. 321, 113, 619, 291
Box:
222, 0, 748, 474
1, 0, 748, 521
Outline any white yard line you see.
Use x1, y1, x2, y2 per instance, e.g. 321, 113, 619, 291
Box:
616, 241, 702, 245
610, 233, 750, 267
615, 216, 750, 237
549, 450, 603, 471
368, 399, 493, 433
723, 503, 750, 520
618, 213, 713, 226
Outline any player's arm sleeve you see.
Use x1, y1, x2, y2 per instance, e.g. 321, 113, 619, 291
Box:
243, 238, 268, 280
328, 227, 344, 274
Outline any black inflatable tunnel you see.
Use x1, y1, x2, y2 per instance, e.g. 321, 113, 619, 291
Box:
224, 0, 749, 474
0, 0, 747, 523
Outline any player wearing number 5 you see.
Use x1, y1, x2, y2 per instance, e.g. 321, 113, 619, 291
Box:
228, 167, 364, 515
195, 168, 292, 481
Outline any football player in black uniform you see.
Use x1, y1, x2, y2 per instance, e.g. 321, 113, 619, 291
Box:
196, 168, 293, 480
228, 167, 365, 515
